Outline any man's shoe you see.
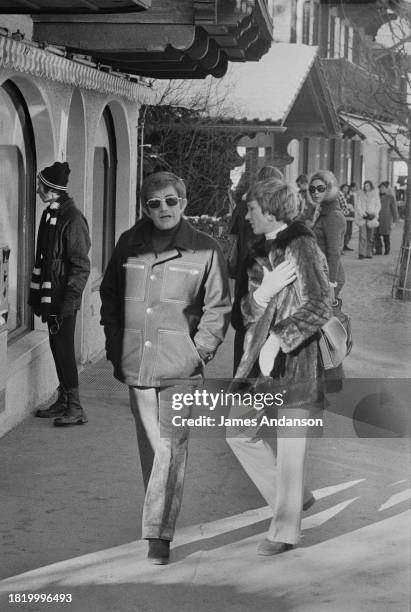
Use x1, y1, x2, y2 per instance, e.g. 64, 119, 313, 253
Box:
358, 255, 365, 259
302, 494, 316, 512
343, 246, 353, 251
35, 386, 67, 418
257, 539, 293, 556
147, 539, 170, 565
365, 256, 373, 259
53, 388, 88, 426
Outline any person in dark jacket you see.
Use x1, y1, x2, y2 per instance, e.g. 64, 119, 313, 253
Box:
229, 166, 284, 374
100, 171, 231, 565
309, 170, 346, 299
375, 182, 398, 255
30, 162, 91, 426
227, 180, 331, 555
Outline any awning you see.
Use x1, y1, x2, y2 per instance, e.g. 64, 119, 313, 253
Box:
0, 0, 149, 13
341, 112, 409, 159
154, 43, 339, 135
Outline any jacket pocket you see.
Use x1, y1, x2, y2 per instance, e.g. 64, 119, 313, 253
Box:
154, 329, 203, 382
161, 262, 204, 303
123, 259, 149, 301
51, 258, 66, 293
121, 329, 143, 380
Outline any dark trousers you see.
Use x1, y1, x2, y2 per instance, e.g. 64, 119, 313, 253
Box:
344, 220, 353, 248
375, 231, 390, 255
48, 313, 78, 389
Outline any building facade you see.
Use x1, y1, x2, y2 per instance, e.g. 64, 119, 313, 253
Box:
236, 0, 405, 187
0, 2, 274, 436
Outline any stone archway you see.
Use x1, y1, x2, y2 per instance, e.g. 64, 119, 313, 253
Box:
66, 88, 86, 362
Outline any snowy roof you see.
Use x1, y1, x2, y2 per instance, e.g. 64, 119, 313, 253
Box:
341, 112, 409, 159
222, 43, 319, 124
154, 43, 331, 129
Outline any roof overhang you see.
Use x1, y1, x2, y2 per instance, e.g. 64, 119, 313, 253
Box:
158, 44, 339, 135
341, 112, 409, 159
30, 1, 274, 79
0, 0, 150, 14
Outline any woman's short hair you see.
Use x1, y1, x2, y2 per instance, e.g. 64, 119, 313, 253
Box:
309, 170, 339, 200
246, 179, 300, 223
141, 171, 186, 204
257, 165, 284, 182
363, 180, 374, 191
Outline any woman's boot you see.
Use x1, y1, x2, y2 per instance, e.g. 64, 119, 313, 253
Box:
53, 388, 88, 426
35, 386, 67, 418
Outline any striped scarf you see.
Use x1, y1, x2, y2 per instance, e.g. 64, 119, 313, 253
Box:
29, 202, 59, 320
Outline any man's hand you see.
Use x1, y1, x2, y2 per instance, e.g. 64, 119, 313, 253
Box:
259, 332, 281, 377
253, 261, 296, 307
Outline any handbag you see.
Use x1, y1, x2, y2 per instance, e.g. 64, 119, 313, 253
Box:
318, 292, 352, 370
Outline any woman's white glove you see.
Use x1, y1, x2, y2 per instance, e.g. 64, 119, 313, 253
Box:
254, 261, 296, 307
259, 333, 281, 377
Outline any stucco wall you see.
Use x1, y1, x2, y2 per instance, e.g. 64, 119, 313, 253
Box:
0, 65, 141, 437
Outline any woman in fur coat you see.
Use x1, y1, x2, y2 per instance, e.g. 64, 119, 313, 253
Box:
228, 180, 332, 556
309, 170, 346, 299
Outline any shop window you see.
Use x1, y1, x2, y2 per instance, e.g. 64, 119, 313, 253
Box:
0, 81, 35, 340
92, 107, 117, 277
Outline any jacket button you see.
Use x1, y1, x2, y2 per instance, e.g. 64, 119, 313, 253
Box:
150, 274, 156, 281
146, 307, 152, 314
144, 340, 152, 347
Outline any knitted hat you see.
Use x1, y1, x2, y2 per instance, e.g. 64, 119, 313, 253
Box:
38, 162, 70, 191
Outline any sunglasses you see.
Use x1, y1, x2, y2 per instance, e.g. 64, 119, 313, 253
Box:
145, 195, 181, 210
309, 185, 327, 194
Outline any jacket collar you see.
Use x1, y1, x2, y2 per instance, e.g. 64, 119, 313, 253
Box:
128, 217, 196, 253
270, 220, 314, 250
319, 199, 340, 215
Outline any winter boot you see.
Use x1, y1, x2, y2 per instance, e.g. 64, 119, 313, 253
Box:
35, 386, 67, 418
53, 388, 88, 426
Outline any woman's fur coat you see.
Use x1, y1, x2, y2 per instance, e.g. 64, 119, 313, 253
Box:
235, 221, 332, 409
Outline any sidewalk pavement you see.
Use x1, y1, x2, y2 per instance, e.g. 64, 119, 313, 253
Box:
0, 222, 410, 611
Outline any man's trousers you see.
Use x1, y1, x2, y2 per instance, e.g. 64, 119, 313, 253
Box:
129, 386, 190, 541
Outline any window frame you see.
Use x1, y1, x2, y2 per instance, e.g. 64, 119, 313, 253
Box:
1, 80, 36, 343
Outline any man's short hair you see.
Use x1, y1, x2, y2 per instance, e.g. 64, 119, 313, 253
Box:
257, 166, 284, 182
379, 181, 389, 189
246, 179, 300, 223
141, 171, 186, 204
296, 174, 308, 184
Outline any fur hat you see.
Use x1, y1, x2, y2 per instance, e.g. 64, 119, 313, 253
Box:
38, 162, 70, 191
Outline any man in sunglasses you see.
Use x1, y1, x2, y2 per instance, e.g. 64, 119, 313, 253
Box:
100, 171, 231, 565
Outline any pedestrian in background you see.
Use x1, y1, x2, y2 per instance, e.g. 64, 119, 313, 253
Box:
100, 171, 230, 565
31, 162, 90, 426
229, 166, 284, 374
309, 170, 346, 299
340, 184, 355, 252
296, 174, 316, 226
375, 182, 398, 255
355, 180, 381, 260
